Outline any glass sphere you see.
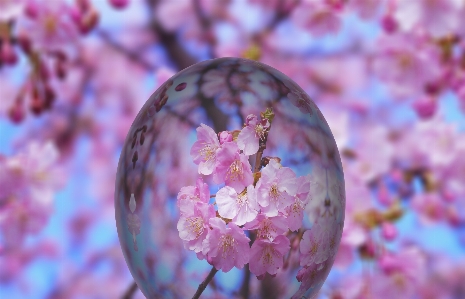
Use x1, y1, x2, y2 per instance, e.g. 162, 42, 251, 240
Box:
115, 57, 345, 299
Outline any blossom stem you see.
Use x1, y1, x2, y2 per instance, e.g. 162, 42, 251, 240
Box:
253, 134, 269, 173
121, 281, 138, 299
192, 266, 219, 299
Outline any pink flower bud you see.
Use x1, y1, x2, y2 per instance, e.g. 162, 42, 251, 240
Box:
76, 0, 91, 12
69, 6, 83, 24
377, 183, 392, 207
379, 253, 397, 274
8, 102, 25, 124
412, 97, 437, 119
24, 1, 39, 18
1, 42, 18, 65
442, 190, 455, 203
245, 114, 257, 126
30, 97, 43, 115
381, 222, 397, 241
109, 0, 130, 9
218, 131, 232, 144
78, 9, 99, 34
381, 15, 397, 34
17, 33, 32, 55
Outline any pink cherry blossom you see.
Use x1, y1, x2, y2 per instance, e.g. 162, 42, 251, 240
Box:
236, 114, 270, 156
216, 185, 259, 226
292, 261, 332, 299
372, 247, 427, 298
190, 123, 221, 175
243, 214, 288, 240
0, 141, 64, 209
300, 213, 341, 269
334, 219, 367, 269
18, 0, 81, 52
394, 0, 463, 38
249, 235, 290, 277
176, 177, 210, 215
0, 0, 24, 21
411, 192, 446, 225
300, 224, 328, 267
285, 175, 311, 231
291, 1, 342, 37
256, 159, 297, 217
348, 124, 394, 183
202, 218, 251, 272
213, 141, 253, 193
177, 202, 216, 253
347, 0, 380, 20
371, 33, 442, 97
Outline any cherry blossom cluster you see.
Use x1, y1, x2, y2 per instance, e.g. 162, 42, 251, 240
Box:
176, 111, 312, 278
1, 0, 100, 122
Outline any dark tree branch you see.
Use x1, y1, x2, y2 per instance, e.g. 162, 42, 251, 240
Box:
146, 0, 229, 132
192, 0, 215, 58
192, 266, 219, 299
97, 30, 157, 72
121, 281, 138, 299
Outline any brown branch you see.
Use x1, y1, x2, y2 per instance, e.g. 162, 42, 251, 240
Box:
146, 0, 229, 132
192, 266, 219, 299
239, 231, 256, 299
121, 281, 138, 299
97, 30, 157, 72
192, 0, 215, 58
164, 106, 198, 128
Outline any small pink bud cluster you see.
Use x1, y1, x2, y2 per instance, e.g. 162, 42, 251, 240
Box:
177, 112, 312, 278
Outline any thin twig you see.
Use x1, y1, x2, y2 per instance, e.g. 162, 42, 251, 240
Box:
97, 30, 157, 72
121, 281, 138, 299
192, 266, 219, 299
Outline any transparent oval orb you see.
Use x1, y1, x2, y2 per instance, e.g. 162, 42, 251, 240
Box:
115, 57, 345, 299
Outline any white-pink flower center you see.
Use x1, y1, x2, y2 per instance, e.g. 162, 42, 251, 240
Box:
261, 245, 277, 266
258, 219, 277, 239
200, 143, 218, 162
309, 240, 319, 257
268, 184, 281, 202
236, 192, 248, 207
186, 217, 204, 238
227, 159, 244, 182
219, 234, 238, 258
290, 199, 303, 215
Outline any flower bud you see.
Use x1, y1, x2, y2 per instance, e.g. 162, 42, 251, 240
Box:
43, 85, 56, 110
245, 114, 257, 126
381, 222, 397, 241
8, 102, 25, 124
1, 42, 18, 65
381, 15, 397, 34
17, 33, 32, 55
109, 0, 130, 9
218, 131, 232, 144
412, 97, 437, 119
30, 97, 43, 115
25, 1, 39, 18
78, 9, 99, 34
